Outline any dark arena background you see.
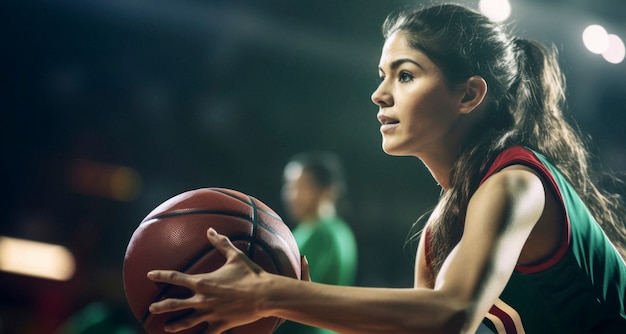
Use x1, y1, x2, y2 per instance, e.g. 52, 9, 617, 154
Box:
2, 0, 625, 333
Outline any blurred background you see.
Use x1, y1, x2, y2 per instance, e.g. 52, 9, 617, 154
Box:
2, 0, 625, 332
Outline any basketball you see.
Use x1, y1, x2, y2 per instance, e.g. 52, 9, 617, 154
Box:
123, 187, 301, 334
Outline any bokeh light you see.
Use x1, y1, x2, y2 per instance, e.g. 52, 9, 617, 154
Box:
479, 0, 512, 22
68, 159, 143, 202
583, 24, 610, 54
602, 34, 625, 64
0, 236, 76, 281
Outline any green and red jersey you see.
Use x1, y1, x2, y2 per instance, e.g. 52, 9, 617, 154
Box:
428, 146, 626, 333
481, 146, 626, 333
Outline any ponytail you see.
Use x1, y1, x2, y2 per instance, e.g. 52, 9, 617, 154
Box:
508, 39, 584, 183
511, 38, 626, 258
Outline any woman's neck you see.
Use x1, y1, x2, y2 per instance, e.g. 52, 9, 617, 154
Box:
418, 149, 457, 191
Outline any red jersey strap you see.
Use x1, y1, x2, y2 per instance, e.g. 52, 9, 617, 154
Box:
481, 146, 555, 185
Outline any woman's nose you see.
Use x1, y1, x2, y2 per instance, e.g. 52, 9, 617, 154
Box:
371, 83, 392, 107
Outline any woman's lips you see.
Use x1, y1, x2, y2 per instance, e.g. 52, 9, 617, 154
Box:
378, 114, 399, 133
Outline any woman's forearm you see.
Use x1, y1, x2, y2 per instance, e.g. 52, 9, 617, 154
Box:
260, 273, 469, 334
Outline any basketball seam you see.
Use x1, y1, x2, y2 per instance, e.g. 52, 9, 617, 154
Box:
143, 209, 250, 223
211, 188, 283, 221
142, 210, 301, 270
248, 195, 258, 260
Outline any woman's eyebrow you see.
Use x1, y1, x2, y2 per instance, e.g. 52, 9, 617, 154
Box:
379, 58, 425, 72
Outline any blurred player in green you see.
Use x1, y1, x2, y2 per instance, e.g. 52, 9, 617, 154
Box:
275, 151, 358, 334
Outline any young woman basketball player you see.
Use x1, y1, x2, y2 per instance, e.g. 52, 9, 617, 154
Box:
147, 3, 626, 333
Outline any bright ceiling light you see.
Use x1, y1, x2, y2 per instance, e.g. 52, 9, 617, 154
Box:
479, 0, 512, 23
602, 34, 625, 64
0, 236, 76, 281
582, 25, 610, 54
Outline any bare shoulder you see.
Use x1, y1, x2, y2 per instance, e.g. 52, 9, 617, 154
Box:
470, 164, 545, 214
486, 164, 543, 186
461, 164, 547, 260
471, 164, 563, 265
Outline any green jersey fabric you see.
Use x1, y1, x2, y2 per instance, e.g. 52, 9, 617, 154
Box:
275, 215, 358, 334
478, 146, 626, 333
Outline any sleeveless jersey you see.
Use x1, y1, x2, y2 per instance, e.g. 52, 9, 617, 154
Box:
426, 146, 626, 333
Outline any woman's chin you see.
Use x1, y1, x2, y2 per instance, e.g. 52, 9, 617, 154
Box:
382, 144, 406, 157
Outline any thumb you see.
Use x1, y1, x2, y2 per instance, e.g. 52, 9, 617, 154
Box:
301, 255, 311, 281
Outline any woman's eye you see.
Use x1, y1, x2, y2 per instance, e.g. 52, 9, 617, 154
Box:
399, 71, 414, 82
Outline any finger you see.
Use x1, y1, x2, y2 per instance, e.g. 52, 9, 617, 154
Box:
207, 228, 263, 274
301, 255, 311, 282
206, 228, 243, 260
149, 295, 210, 314
147, 270, 194, 288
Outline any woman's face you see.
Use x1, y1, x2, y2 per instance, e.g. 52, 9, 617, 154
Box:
371, 31, 467, 158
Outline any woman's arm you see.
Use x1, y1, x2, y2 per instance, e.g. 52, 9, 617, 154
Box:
148, 166, 546, 334
431, 166, 546, 332
149, 235, 466, 334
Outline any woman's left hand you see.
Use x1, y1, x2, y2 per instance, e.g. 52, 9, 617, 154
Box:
147, 228, 271, 333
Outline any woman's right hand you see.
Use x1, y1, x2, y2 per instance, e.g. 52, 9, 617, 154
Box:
147, 228, 272, 333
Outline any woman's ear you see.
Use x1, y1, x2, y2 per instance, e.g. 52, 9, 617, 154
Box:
459, 75, 487, 114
